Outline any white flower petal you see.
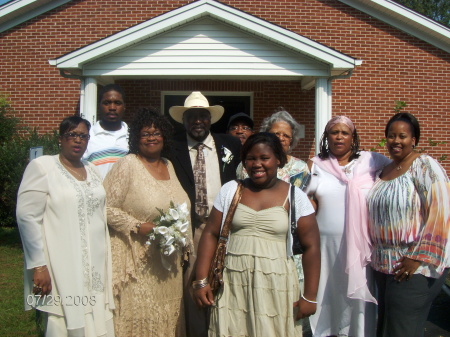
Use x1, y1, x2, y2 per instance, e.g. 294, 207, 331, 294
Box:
178, 203, 188, 214
165, 236, 175, 246
169, 208, 180, 220
164, 245, 176, 256
155, 227, 169, 235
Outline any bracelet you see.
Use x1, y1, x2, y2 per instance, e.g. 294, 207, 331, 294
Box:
34, 265, 48, 273
192, 282, 208, 290
136, 223, 142, 233
301, 294, 317, 304
192, 277, 208, 290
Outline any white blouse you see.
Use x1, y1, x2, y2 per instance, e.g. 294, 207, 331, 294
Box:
16, 155, 114, 332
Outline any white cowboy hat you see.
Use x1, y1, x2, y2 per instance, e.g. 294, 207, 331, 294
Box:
169, 92, 224, 124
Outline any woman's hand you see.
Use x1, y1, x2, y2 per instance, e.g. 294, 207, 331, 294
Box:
393, 256, 421, 282
193, 284, 215, 308
137, 222, 155, 236
33, 266, 52, 296
293, 296, 317, 320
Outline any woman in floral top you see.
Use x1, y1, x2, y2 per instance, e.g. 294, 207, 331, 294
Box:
237, 108, 309, 188
367, 112, 450, 337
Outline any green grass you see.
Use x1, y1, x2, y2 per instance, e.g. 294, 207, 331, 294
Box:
0, 227, 38, 337
0, 226, 448, 337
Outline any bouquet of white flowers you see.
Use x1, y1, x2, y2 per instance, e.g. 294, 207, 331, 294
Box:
146, 201, 190, 270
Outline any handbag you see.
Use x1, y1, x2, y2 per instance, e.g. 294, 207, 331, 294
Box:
208, 180, 244, 295
290, 185, 304, 255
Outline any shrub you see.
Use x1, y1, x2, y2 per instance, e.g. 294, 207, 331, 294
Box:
0, 94, 19, 144
0, 96, 59, 227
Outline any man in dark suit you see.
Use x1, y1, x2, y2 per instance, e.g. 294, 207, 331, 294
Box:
169, 91, 241, 337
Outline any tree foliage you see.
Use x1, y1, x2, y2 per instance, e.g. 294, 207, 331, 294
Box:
393, 0, 450, 27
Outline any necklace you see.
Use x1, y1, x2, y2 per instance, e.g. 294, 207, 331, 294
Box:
395, 151, 414, 171
341, 160, 356, 175
59, 156, 87, 182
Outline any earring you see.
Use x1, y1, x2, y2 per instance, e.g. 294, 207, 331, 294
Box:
412, 144, 416, 149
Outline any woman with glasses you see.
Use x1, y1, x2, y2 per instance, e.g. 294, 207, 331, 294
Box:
237, 108, 309, 188
17, 116, 115, 336
103, 107, 192, 337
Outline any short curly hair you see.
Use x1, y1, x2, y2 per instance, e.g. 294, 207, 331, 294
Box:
259, 108, 302, 152
128, 107, 174, 156
241, 132, 287, 169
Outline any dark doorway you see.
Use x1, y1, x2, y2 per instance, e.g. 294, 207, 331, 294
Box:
163, 93, 252, 136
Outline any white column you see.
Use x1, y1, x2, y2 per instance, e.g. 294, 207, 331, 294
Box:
82, 77, 98, 125
315, 77, 331, 154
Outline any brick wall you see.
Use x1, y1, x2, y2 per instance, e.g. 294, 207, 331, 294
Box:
1, 0, 449, 169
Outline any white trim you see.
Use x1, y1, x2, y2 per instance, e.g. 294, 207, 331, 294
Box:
0, 0, 71, 33
3, 0, 449, 53
339, 0, 450, 53
83, 77, 97, 125
315, 78, 331, 154
49, 0, 357, 70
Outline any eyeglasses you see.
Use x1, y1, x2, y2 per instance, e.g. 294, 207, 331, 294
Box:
63, 133, 90, 141
140, 132, 163, 139
229, 126, 252, 132
273, 132, 292, 140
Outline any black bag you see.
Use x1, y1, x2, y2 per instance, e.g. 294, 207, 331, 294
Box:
290, 185, 303, 255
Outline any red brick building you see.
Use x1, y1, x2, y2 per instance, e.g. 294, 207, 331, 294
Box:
1, 0, 449, 168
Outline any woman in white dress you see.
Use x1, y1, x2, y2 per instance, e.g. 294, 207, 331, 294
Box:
305, 116, 390, 337
16, 116, 115, 337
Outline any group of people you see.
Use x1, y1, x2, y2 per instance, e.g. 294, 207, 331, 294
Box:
16, 86, 449, 337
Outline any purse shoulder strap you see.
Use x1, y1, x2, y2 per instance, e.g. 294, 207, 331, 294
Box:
290, 184, 296, 235
220, 180, 244, 239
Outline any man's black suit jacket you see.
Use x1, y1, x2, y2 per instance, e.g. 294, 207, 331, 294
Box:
169, 132, 242, 230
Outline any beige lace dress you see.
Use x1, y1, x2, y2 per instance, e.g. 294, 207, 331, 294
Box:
103, 154, 191, 337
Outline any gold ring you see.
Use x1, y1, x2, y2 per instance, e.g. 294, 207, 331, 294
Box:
33, 285, 43, 290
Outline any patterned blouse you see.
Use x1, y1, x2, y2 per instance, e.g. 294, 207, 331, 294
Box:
367, 155, 450, 278
236, 155, 310, 188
